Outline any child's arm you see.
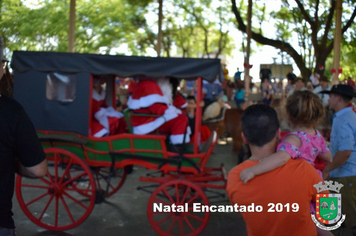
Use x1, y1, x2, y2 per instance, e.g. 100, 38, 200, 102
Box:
317, 134, 332, 164
240, 151, 290, 184
240, 135, 301, 184
318, 151, 332, 164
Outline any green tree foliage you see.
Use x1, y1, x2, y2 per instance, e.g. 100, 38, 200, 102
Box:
231, 0, 356, 80
0, 0, 153, 54
126, 0, 235, 58
1, 0, 69, 54
1, 0, 234, 59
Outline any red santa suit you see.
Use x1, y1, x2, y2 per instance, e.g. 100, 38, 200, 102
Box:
91, 88, 124, 137
173, 93, 188, 110
127, 78, 190, 144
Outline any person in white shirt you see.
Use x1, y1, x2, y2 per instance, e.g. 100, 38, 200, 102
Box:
313, 75, 331, 106
309, 71, 320, 88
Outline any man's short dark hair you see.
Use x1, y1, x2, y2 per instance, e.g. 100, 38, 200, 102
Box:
340, 94, 352, 104
241, 104, 279, 147
186, 95, 196, 102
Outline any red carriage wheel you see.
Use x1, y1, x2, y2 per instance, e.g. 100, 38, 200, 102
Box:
147, 179, 210, 236
16, 148, 96, 231
92, 167, 127, 197
72, 167, 127, 198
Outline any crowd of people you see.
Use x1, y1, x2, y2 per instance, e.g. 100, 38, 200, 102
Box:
221, 65, 356, 113
224, 64, 356, 235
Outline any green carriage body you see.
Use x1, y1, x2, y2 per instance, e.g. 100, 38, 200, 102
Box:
36, 130, 209, 173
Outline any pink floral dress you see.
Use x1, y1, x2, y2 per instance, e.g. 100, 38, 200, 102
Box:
277, 130, 329, 167
277, 130, 329, 213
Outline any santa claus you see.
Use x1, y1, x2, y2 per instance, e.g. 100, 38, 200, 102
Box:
127, 77, 190, 145
91, 75, 125, 137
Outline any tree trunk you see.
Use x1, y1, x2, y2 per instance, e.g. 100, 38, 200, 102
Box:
68, 0, 76, 53
157, 0, 163, 57
244, 0, 252, 93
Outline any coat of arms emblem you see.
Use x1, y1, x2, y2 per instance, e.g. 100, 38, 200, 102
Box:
311, 181, 346, 230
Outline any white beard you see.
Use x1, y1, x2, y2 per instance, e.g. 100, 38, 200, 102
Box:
156, 78, 173, 105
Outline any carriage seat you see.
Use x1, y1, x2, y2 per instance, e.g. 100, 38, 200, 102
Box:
123, 108, 165, 135
203, 106, 227, 124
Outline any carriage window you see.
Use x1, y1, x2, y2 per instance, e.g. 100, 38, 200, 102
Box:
46, 72, 76, 102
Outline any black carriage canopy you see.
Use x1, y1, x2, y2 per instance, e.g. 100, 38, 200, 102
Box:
11, 51, 224, 82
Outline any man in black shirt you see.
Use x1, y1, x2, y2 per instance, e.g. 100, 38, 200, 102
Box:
0, 37, 47, 236
259, 65, 272, 83
286, 68, 297, 83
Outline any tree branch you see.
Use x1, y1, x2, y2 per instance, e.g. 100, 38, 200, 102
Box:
342, 5, 356, 34
315, 0, 320, 29
320, 0, 336, 49
230, 0, 309, 78
230, 0, 246, 32
293, 0, 319, 53
294, 0, 314, 27
326, 40, 334, 57
216, 31, 228, 59
180, 4, 209, 58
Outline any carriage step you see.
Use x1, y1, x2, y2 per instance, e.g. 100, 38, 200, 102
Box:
137, 184, 160, 194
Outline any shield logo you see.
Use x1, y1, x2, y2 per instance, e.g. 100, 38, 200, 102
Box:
315, 193, 342, 224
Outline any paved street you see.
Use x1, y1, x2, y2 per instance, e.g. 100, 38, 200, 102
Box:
12, 139, 248, 236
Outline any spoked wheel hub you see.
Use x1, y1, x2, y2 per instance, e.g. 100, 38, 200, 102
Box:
16, 148, 96, 231
147, 179, 210, 236
48, 183, 63, 196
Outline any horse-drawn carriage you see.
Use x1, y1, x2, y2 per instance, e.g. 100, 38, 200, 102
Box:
11, 51, 227, 235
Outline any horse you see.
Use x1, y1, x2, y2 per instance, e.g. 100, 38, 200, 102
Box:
203, 105, 246, 163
